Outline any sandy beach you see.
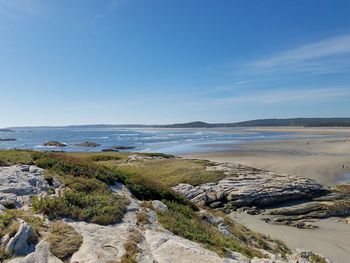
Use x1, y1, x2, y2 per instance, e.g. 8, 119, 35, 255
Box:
230, 212, 350, 263
181, 127, 350, 262
183, 127, 350, 185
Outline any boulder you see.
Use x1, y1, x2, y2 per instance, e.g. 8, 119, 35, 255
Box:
7, 240, 63, 263
151, 200, 168, 212
42, 141, 66, 147
5, 221, 35, 256
74, 141, 101, 147
0, 193, 17, 208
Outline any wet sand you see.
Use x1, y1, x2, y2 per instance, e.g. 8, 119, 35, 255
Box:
230, 212, 350, 263
183, 128, 350, 185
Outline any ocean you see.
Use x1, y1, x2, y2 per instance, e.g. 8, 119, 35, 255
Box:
0, 127, 319, 154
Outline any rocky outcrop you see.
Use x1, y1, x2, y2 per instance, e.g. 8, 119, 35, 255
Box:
4, 221, 35, 257
173, 163, 324, 209
267, 200, 350, 227
74, 141, 101, 147
138, 229, 242, 263
0, 165, 50, 209
42, 141, 66, 147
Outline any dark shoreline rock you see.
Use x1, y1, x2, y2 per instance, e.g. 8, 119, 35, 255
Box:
74, 141, 101, 147
101, 146, 135, 152
0, 138, 17, 142
0, 129, 14, 132
42, 141, 66, 147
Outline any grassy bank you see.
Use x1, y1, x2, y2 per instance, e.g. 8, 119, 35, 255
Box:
157, 201, 290, 259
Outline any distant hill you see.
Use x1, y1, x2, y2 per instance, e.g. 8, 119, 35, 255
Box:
225, 118, 350, 127
8, 118, 350, 129
154, 118, 350, 128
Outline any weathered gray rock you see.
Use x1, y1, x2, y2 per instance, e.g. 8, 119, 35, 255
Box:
0, 165, 49, 208
0, 193, 17, 208
42, 141, 66, 147
0, 204, 6, 214
5, 221, 35, 256
138, 229, 241, 263
7, 240, 63, 263
173, 163, 325, 209
151, 200, 168, 212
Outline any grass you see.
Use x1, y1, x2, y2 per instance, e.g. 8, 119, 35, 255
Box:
106, 158, 226, 187
120, 230, 142, 263
310, 253, 328, 263
46, 221, 83, 261
136, 211, 149, 225
336, 184, 350, 194
0, 150, 34, 165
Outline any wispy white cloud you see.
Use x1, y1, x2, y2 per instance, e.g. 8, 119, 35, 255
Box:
209, 87, 350, 105
252, 34, 350, 71
0, 0, 38, 19
91, 0, 131, 23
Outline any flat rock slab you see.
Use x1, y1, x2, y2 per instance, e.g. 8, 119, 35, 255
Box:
173, 163, 325, 208
138, 229, 241, 263
0, 165, 49, 208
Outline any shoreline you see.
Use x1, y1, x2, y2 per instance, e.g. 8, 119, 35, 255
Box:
181, 136, 350, 185
230, 212, 350, 263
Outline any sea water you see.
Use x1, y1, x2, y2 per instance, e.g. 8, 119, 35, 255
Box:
0, 127, 326, 155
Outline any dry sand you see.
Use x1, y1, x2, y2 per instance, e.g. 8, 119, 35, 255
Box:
183, 128, 350, 185
230, 212, 350, 263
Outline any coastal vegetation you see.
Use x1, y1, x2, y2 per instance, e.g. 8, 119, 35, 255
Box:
0, 150, 34, 166
103, 157, 226, 187
46, 221, 83, 261
157, 201, 290, 259
0, 149, 344, 262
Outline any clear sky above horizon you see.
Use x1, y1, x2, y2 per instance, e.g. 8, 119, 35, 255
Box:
1, 0, 350, 127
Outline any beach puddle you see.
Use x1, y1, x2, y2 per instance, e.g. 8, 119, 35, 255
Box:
337, 172, 350, 184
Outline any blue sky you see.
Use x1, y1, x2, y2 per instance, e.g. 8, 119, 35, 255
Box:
1, 0, 350, 126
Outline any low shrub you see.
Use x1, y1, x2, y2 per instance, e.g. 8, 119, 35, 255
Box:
46, 221, 83, 261
139, 152, 175, 159
124, 175, 196, 209
32, 190, 127, 225
33, 152, 125, 184
157, 201, 265, 259
87, 154, 122, 162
